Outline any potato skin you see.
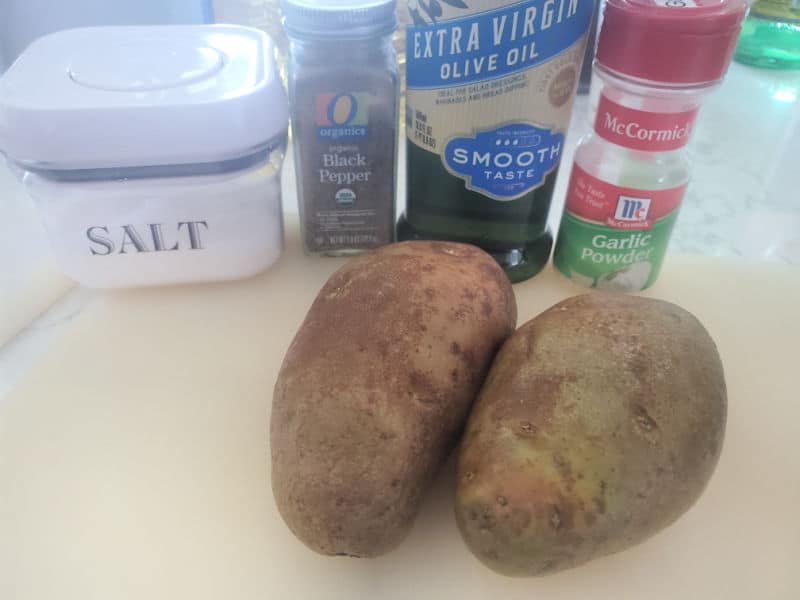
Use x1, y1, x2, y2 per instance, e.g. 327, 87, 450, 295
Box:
456, 294, 726, 576
271, 241, 516, 557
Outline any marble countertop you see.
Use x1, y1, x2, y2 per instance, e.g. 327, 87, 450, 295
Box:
1, 62, 799, 401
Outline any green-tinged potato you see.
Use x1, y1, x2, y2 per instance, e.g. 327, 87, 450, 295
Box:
456, 293, 726, 576
272, 241, 517, 557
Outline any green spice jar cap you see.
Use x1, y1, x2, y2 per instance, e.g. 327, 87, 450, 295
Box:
281, 0, 396, 39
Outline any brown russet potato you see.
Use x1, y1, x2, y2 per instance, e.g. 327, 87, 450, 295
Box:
271, 241, 517, 557
456, 293, 726, 576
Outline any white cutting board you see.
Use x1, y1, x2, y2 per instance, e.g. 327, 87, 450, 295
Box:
0, 163, 73, 347
1, 219, 798, 600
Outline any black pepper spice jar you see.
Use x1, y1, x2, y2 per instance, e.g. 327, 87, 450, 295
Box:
282, 0, 399, 255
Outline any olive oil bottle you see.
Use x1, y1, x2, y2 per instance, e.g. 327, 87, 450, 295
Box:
398, 0, 595, 282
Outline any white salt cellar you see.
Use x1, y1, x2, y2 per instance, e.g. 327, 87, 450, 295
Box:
0, 25, 288, 288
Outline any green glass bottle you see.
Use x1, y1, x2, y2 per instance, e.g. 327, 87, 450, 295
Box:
398, 0, 595, 283
734, 0, 800, 69
398, 142, 560, 283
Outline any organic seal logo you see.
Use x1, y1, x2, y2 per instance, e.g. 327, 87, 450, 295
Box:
335, 188, 357, 205
444, 123, 564, 200
315, 92, 369, 140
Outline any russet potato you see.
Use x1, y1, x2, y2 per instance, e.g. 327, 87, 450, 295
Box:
271, 241, 517, 557
456, 294, 726, 576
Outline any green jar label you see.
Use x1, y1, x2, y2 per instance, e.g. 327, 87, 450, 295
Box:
553, 164, 686, 291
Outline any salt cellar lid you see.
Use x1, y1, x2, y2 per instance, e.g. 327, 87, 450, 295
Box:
0, 25, 288, 172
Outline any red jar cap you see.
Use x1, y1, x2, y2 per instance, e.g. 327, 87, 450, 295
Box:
596, 0, 747, 85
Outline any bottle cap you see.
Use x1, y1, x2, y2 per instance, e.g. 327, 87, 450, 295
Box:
281, 0, 397, 40
596, 0, 747, 85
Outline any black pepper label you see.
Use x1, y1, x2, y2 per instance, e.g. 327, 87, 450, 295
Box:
294, 83, 397, 252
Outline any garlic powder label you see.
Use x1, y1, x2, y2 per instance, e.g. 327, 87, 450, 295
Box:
553, 164, 686, 291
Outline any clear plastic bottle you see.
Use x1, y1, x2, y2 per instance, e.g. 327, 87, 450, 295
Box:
553, 0, 747, 292
580, 67, 703, 192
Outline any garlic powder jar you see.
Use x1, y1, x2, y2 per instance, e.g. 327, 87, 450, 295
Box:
0, 26, 288, 288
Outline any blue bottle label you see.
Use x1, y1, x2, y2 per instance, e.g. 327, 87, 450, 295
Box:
444, 122, 564, 200
406, 0, 593, 89
405, 0, 594, 200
